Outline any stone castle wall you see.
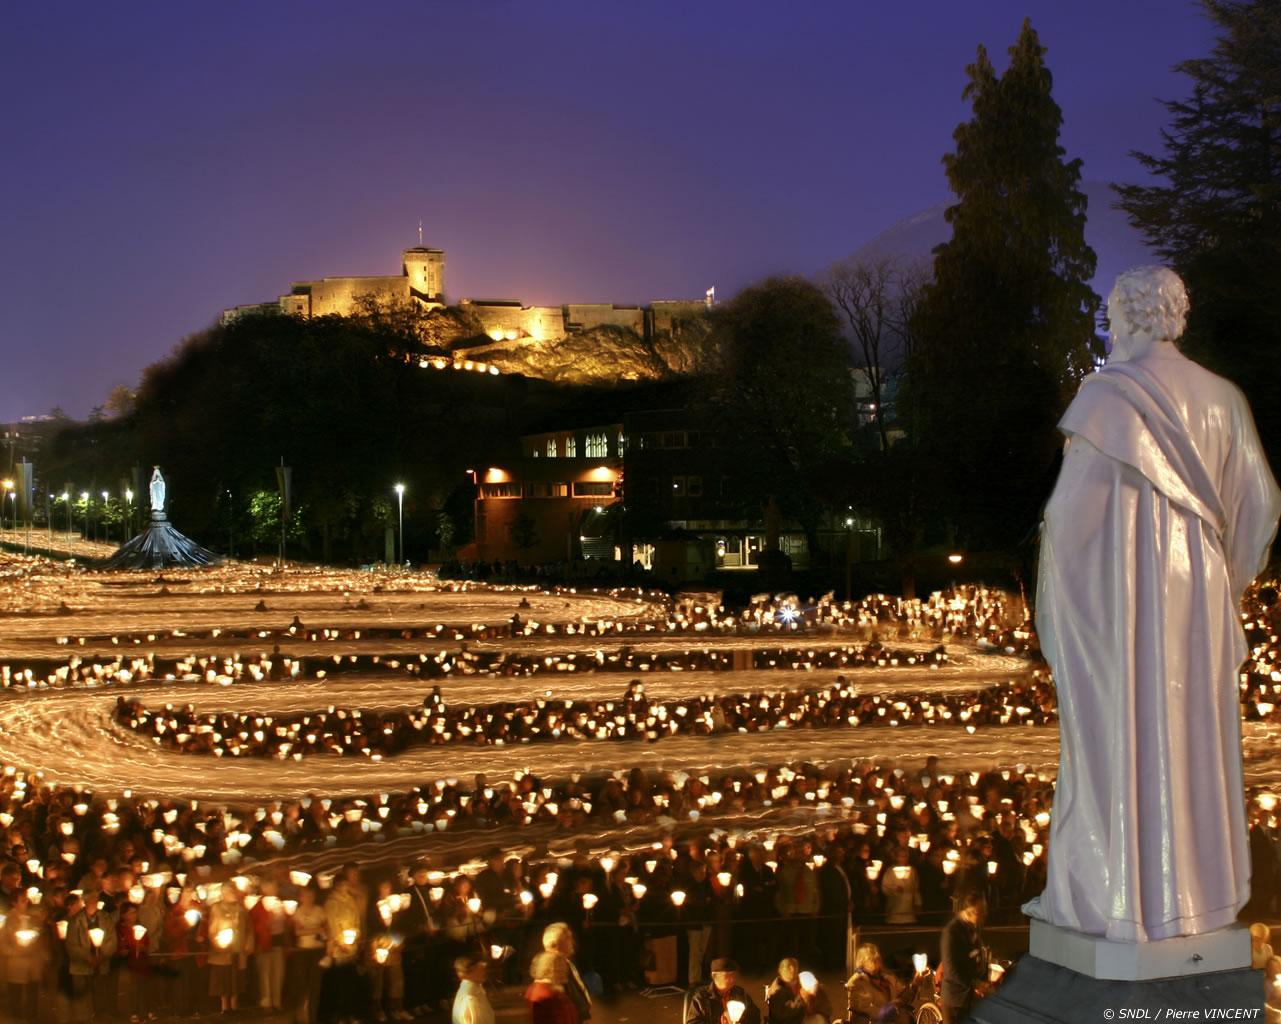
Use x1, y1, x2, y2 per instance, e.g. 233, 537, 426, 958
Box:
223, 245, 709, 346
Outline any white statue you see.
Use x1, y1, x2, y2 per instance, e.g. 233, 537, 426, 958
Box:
1025, 266, 1281, 942
149, 466, 166, 516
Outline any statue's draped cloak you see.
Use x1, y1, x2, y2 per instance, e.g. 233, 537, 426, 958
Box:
1025, 344, 1281, 941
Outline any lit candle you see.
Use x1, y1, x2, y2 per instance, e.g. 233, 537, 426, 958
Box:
913, 953, 929, 974
341, 928, 358, 946
582, 893, 598, 910
727, 999, 746, 1023
374, 947, 389, 964
88, 927, 104, 949
799, 971, 817, 994
214, 928, 234, 949
132, 925, 147, 942
670, 889, 686, 908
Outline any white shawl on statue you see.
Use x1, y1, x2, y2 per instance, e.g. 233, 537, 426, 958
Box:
1025, 342, 1281, 941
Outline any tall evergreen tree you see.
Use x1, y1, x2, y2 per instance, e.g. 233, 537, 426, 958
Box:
1114, 0, 1281, 469
908, 19, 1101, 553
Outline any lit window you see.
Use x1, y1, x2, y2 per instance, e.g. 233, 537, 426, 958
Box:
565, 436, 577, 458
483, 483, 523, 499
546, 438, 558, 458
586, 432, 608, 458
527, 482, 568, 498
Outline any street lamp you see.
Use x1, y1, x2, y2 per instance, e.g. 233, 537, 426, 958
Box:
0, 479, 12, 533
125, 488, 133, 539
393, 483, 405, 567
80, 492, 89, 541
101, 491, 109, 545
61, 492, 71, 539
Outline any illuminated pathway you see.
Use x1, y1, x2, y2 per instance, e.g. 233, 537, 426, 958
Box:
3, 555, 1277, 875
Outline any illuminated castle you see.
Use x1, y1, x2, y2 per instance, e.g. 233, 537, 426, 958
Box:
221, 242, 712, 350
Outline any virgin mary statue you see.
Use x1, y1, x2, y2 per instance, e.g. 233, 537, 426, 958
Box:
1024, 266, 1281, 942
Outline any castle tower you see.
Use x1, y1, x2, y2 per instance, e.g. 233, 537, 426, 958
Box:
403, 246, 446, 304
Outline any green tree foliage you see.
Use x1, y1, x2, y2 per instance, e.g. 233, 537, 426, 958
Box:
1114, 0, 1281, 469
909, 19, 1101, 553
701, 276, 856, 556
246, 491, 305, 550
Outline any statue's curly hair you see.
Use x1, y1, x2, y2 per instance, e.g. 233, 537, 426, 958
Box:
1109, 265, 1190, 343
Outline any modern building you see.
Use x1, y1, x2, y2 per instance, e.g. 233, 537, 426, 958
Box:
469, 406, 846, 581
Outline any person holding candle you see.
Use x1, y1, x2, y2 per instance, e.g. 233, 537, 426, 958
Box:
880, 849, 920, 925
161, 888, 199, 1017
207, 883, 250, 1014
66, 890, 117, 1022
844, 943, 903, 1024
288, 886, 326, 1024
324, 874, 363, 1024
684, 957, 761, 1024
1, 888, 46, 1023
250, 879, 287, 1013
451, 955, 495, 1024
401, 861, 442, 1015
366, 878, 410, 1023
114, 903, 156, 1023
765, 957, 832, 1024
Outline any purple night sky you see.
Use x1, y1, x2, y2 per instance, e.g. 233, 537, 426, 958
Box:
2, 1, 1213, 421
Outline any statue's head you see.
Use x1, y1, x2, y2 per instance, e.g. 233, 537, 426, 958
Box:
1107, 266, 1190, 361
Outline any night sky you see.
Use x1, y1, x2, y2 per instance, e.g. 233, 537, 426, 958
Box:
2, 1, 1214, 421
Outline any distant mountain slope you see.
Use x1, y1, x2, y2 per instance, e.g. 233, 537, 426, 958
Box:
839, 181, 1153, 297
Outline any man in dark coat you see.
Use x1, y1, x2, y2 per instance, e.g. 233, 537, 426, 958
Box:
940, 892, 988, 1023
684, 958, 761, 1024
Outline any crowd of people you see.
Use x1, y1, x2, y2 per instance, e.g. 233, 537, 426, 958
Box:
110, 667, 1058, 760
0, 757, 1037, 1024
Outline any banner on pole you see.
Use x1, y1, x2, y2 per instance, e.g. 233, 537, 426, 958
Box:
15, 461, 34, 524
275, 463, 293, 520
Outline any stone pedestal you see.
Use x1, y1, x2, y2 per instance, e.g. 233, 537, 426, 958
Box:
1029, 919, 1251, 981
968, 955, 1263, 1023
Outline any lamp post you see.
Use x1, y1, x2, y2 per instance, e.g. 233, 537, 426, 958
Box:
394, 483, 405, 567
0, 479, 12, 533
124, 488, 133, 539
101, 491, 109, 545
62, 492, 71, 540
80, 492, 89, 541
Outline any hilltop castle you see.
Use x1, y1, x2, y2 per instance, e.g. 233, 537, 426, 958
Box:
221, 242, 712, 351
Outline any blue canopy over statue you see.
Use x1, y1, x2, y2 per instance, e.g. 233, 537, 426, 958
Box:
104, 467, 220, 570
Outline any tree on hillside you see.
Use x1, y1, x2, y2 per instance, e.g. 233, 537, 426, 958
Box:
1114, 0, 1281, 473
701, 276, 856, 558
908, 18, 1102, 555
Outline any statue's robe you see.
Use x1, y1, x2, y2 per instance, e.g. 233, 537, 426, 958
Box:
1026, 343, 1281, 940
